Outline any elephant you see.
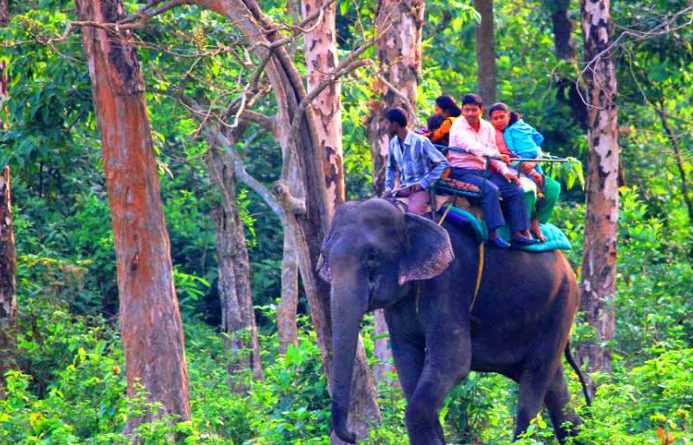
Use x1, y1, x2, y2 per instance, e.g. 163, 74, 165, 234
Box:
318, 198, 590, 444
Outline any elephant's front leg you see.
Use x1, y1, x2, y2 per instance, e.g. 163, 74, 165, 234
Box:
405, 323, 471, 445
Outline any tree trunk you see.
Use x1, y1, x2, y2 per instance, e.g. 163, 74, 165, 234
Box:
367, 0, 423, 391
302, 0, 345, 217
74, 0, 190, 429
368, 0, 425, 197
206, 146, 263, 382
0, 166, 17, 395
548, 0, 588, 129
576, 0, 619, 378
278, 228, 299, 353
193, 1, 381, 440
474, 0, 497, 104
549, 0, 576, 61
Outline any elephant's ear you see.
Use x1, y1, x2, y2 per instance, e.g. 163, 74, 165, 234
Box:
399, 214, 454, 285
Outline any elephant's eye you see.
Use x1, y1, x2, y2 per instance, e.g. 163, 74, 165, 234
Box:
363, 250, 380, 269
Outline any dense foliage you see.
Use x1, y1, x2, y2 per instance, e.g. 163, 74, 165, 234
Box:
0, 0, 690, 443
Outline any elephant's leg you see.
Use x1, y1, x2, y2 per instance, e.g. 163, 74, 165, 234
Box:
513, 365, 556, 441
544, 367, 582, 443
405, 328, 471, 445
389, 334, 425, 401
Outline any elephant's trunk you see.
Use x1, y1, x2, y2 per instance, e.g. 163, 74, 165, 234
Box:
330, 270, 368, 444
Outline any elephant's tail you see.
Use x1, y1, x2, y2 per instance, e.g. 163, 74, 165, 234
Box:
564, 341, 592, 406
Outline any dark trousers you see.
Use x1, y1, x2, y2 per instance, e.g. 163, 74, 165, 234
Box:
450, 167, 529, 233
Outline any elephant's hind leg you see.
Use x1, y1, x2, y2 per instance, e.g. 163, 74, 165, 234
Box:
544, 367, 582, 443
513, 361, 557, 441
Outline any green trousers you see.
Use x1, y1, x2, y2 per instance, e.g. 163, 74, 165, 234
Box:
523, 175, 560, 223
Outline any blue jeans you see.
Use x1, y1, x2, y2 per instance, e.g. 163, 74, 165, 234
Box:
450, 167, 529, 233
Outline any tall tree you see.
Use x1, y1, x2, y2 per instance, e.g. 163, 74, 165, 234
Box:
206, 145, 263, 381
302, 0, 345, 218
576, 0, 620, 377
189, 1, 381, 440
0, 166, 17, 394
74, 0, 191, 429
474, 0, 497, 103
367, 0, 425, 389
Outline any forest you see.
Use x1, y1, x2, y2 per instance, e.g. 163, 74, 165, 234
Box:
0, 0, 691, 444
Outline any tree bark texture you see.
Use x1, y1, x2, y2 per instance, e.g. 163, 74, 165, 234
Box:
192, 1, 381, 440
576, 0, 619, 376
74, 0, 190, 428
474, 0, 497, 104
302, 0, 345, 218
0, 166, 17, 393
278, 229, 299, 353
206, 146, 263, 382
367, 0, 425, 196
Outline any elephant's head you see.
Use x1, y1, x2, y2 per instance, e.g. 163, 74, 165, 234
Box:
318, 198, 454, 443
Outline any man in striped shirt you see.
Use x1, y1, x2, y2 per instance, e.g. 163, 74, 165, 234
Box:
384, 107, 449, 215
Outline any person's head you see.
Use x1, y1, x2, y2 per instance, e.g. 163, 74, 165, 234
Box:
427, 113, 446, 132
488, 102, 510, 132
384, 107, 408, 137
509, 111, 521, 126
434, 95, 462, 118
461, 94, 484, 126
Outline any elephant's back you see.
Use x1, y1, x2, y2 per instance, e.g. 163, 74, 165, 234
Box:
467, 249, 578, 371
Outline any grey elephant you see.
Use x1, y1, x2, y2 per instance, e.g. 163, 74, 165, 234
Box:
318, 198, 589, 444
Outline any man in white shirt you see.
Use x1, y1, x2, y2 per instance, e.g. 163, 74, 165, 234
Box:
447, 94, 535, 249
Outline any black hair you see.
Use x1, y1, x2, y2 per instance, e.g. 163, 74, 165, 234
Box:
461, 93, 483, 107
488, 102, 510, 118
509, 111, 521, 126
384, 107, 407, 127
427, 114, 446, 131
435, 95, 462, 117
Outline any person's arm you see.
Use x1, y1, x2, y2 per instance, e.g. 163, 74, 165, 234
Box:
385, 141, 397, 191
419, 139, 449, 189
429, 118, 453, 144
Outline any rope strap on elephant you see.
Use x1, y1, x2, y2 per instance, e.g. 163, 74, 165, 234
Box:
437, 203, 484, 311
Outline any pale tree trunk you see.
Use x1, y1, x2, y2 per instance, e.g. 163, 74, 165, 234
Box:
206, 146, 263, 382
474, 0, 497, 104
74, 0, 190, 430
576, 0, 619, 379
368, 0, 425, 197
192, 1, 381, 440
278, 228, 299, 353
367, 0, 424, 390
0, 166, 17, 394
302, 0, 345, 218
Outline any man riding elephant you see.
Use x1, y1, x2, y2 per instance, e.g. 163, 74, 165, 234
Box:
383, 107, 449, 215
